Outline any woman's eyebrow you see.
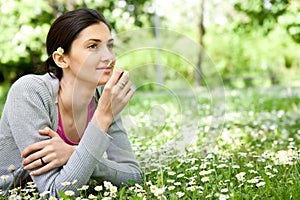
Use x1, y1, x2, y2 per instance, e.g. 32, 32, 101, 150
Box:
85, 38, 114, 43
85, 38, 101, 43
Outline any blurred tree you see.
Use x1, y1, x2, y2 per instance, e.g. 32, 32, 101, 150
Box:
233, 0, 300, 43
0, 0, 154, 83
195, 0, 205, 87
201, 0, 300, 87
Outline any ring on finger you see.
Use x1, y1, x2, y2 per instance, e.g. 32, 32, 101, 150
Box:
40, 157, 46, 166
118, 81, 126, 89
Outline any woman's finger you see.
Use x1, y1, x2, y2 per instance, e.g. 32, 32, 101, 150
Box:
39, 127, 58, 138
21, 140, 49, 158
24, 151, 54, 170
22, 146, 48, 166
30, 154, 61, 176
22, 128, 49, 158
23, 156, 45, 171
119, 81, 132, 96
28, 154, 57, 175
118, 70, 129, 84
22, 128, 58, 158
105, 68, 124, 88
115, 71, 129, 91
30, 164, 53, 176
123, 88, 135, 103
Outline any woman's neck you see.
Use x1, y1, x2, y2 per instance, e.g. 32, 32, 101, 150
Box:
58, 76, 96, 140
59, 77, 95, 114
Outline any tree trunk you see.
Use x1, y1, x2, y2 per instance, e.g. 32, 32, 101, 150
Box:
195, 0, 205, 87
154, 0, 163, 90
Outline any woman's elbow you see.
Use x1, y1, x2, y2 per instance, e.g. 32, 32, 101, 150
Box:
118, 165, 143, 186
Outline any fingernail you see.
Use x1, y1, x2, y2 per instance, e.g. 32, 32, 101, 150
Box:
38, 128, 46, 132
107, 60, 112, 67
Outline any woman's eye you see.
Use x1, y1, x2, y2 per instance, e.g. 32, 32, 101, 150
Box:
88, 44, 98, 49
107, 43, 114, 49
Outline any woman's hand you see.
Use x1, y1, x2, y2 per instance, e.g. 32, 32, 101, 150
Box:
93, 68, 134, 132
22, 127, 76, 176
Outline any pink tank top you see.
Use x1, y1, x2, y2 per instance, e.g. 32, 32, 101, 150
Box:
57, 99, 95, 145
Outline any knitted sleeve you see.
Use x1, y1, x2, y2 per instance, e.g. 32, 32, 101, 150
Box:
91, 113, 143, 185
8, 75, 113, 197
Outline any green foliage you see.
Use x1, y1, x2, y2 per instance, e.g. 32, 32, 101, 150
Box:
1, 86, 300, 199
123, 86, 300, 199
113, 27, 203, 91
0, 84, 10, 115
233, 0, 300, 43
204, 25, 300, 87
0, 0, 154, 83
1, 0, 300, 88
0, 0, 51, 82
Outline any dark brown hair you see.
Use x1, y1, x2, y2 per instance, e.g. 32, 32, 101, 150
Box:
45, 8, 111, 80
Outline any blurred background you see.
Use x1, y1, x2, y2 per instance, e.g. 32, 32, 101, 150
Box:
0, 0, 299, 100
1, 1, 300, 198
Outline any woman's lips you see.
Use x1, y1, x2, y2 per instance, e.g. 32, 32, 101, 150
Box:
96, 67, 112, 73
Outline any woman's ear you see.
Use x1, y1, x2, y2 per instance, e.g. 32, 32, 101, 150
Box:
52, 53, 69, 69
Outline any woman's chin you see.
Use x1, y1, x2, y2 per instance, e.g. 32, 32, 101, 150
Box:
97, 78, 109, 86
95, 73, 112, 86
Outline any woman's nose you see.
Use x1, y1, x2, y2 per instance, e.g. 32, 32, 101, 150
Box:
100, 46, 115, 62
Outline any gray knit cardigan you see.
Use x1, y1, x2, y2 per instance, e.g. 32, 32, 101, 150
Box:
0, 73, 142, 197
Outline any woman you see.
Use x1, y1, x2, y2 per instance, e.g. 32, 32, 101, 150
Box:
0, 8, 142, 197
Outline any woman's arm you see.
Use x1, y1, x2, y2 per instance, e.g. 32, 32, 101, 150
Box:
21, 128, 76, 176
91, 114, 143, 186
8, 75, 112, 197
91, 70, 142, 185
13, 70, 139, 196
21, 115, 143, 186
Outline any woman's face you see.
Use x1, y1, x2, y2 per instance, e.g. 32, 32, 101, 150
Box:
66, 22, 115, 86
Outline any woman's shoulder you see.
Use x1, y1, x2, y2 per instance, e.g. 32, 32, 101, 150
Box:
10, 73, 59, 97
13, 73, 57, 84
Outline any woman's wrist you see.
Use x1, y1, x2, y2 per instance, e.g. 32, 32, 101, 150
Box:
92, 111, 112, 133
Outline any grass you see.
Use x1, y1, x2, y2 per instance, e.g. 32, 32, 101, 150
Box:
1, 85, 300, 199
